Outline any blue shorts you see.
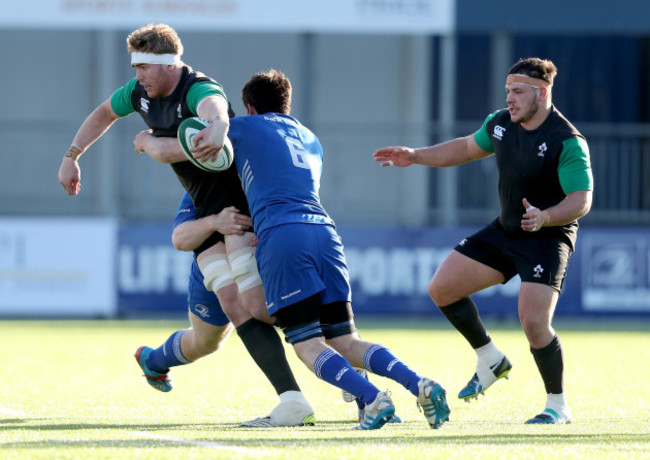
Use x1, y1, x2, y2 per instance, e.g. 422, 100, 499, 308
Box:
256, 223, 352, 316
187, 260, 230, 326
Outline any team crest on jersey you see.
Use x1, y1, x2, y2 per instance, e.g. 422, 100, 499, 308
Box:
140, 98, 149, 113
537, 142, 548, 157
194, 304, 210, 318
493, 125, 505, 140
177, 104, 182, 118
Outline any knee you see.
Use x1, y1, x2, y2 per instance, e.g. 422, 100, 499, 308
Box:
218, 289, 251, 326
519, 313, 550, 342
192, 329, 230, 356
428, 276, 448, 307
194, 338, 220, 356
248, 302, 274, 325
327, 335, 355, 356
217, 285, 239, 308
222, 304, 251, 327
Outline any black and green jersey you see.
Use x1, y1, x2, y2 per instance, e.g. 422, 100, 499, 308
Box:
110, 66, 248, 252
474, 106, 593, 247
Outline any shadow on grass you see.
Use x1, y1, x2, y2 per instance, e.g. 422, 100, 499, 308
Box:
0, 418, 25, 425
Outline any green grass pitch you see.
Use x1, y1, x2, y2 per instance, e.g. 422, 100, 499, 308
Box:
0, 319, 648, 459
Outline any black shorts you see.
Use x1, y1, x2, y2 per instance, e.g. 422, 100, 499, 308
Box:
454, 219, 573, 292
195, 232, 226, 257
172, 164, 250, 257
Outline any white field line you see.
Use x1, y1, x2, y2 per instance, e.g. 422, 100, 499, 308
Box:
0, 411, 266, 454
129, 430, 269, 454
0, 406, 26, 417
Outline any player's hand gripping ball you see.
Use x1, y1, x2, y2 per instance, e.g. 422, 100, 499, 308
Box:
177, 117, 234, 172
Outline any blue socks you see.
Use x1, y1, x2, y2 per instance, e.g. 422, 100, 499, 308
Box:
364, 344, 421, 397
313, 349, 379, 406
146, 330, 192, 373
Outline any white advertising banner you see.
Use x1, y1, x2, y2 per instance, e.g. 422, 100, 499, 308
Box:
0, 218, 117, 317
1, 0, 454, 34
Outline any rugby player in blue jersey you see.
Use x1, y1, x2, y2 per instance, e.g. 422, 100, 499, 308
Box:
374, 57, 593, 424
228, 69, 450, 430
136, 193, 314, 426
57, 24, 314, 427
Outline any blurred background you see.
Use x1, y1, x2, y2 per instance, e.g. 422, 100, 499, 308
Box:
1, 0, 649, 320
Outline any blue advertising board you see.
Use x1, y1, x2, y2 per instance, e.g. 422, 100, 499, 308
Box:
117, 223, 650, 318
118, 223, 193, 317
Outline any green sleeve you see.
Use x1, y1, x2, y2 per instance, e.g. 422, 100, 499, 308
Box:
558, 137, 593, 193
186, 81, 227, 116
109, 79, 137, 117
473, 110, 500, 153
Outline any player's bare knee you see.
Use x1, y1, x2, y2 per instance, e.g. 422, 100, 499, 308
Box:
193, 339, 218, 356
221, 302, 252, 327
250, 305, 275, 325
520, 315, 551, 342
197, 335, 228, 355
326, 334, 355, 356
429, 276, 464, 307
428, 277, 446, 306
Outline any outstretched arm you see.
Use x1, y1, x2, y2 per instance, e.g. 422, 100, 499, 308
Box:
373, 135, 491, 168
58, 98, 120, 195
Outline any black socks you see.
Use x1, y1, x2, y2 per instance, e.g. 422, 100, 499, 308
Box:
236, 318, 301, 395
439, 297, 491, 349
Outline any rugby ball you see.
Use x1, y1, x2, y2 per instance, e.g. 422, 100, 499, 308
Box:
177, 117, 234, 172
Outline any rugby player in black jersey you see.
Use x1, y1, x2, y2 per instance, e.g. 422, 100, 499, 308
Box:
58, 23, 314, 427
374, 57, 593, 424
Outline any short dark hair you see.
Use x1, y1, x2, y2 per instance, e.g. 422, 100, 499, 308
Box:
508, 57, 557, 86
241, 69, 292, 115
126, 23, 183, 55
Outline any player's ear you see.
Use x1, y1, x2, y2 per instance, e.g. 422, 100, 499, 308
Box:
539, 87, 548, 99
247, 104, 258, 116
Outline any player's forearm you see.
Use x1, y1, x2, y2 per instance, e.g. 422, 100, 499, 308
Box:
144, 137, 187, 163
197, 95, 230, 122
172, 219, 215, 251
67, 101, 119, 161
542, 190, 592, 227
412, 136, 482, 168
196, 96, 230, 149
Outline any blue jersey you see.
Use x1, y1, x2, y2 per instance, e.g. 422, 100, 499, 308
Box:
229, 114, 334, 235
174, 193, 229, 326
174, 192, 196, 228
228, 115, 350, 314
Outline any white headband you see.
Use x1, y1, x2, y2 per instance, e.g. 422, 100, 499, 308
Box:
506, 73, 552, 89
130, 52, 181, 65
